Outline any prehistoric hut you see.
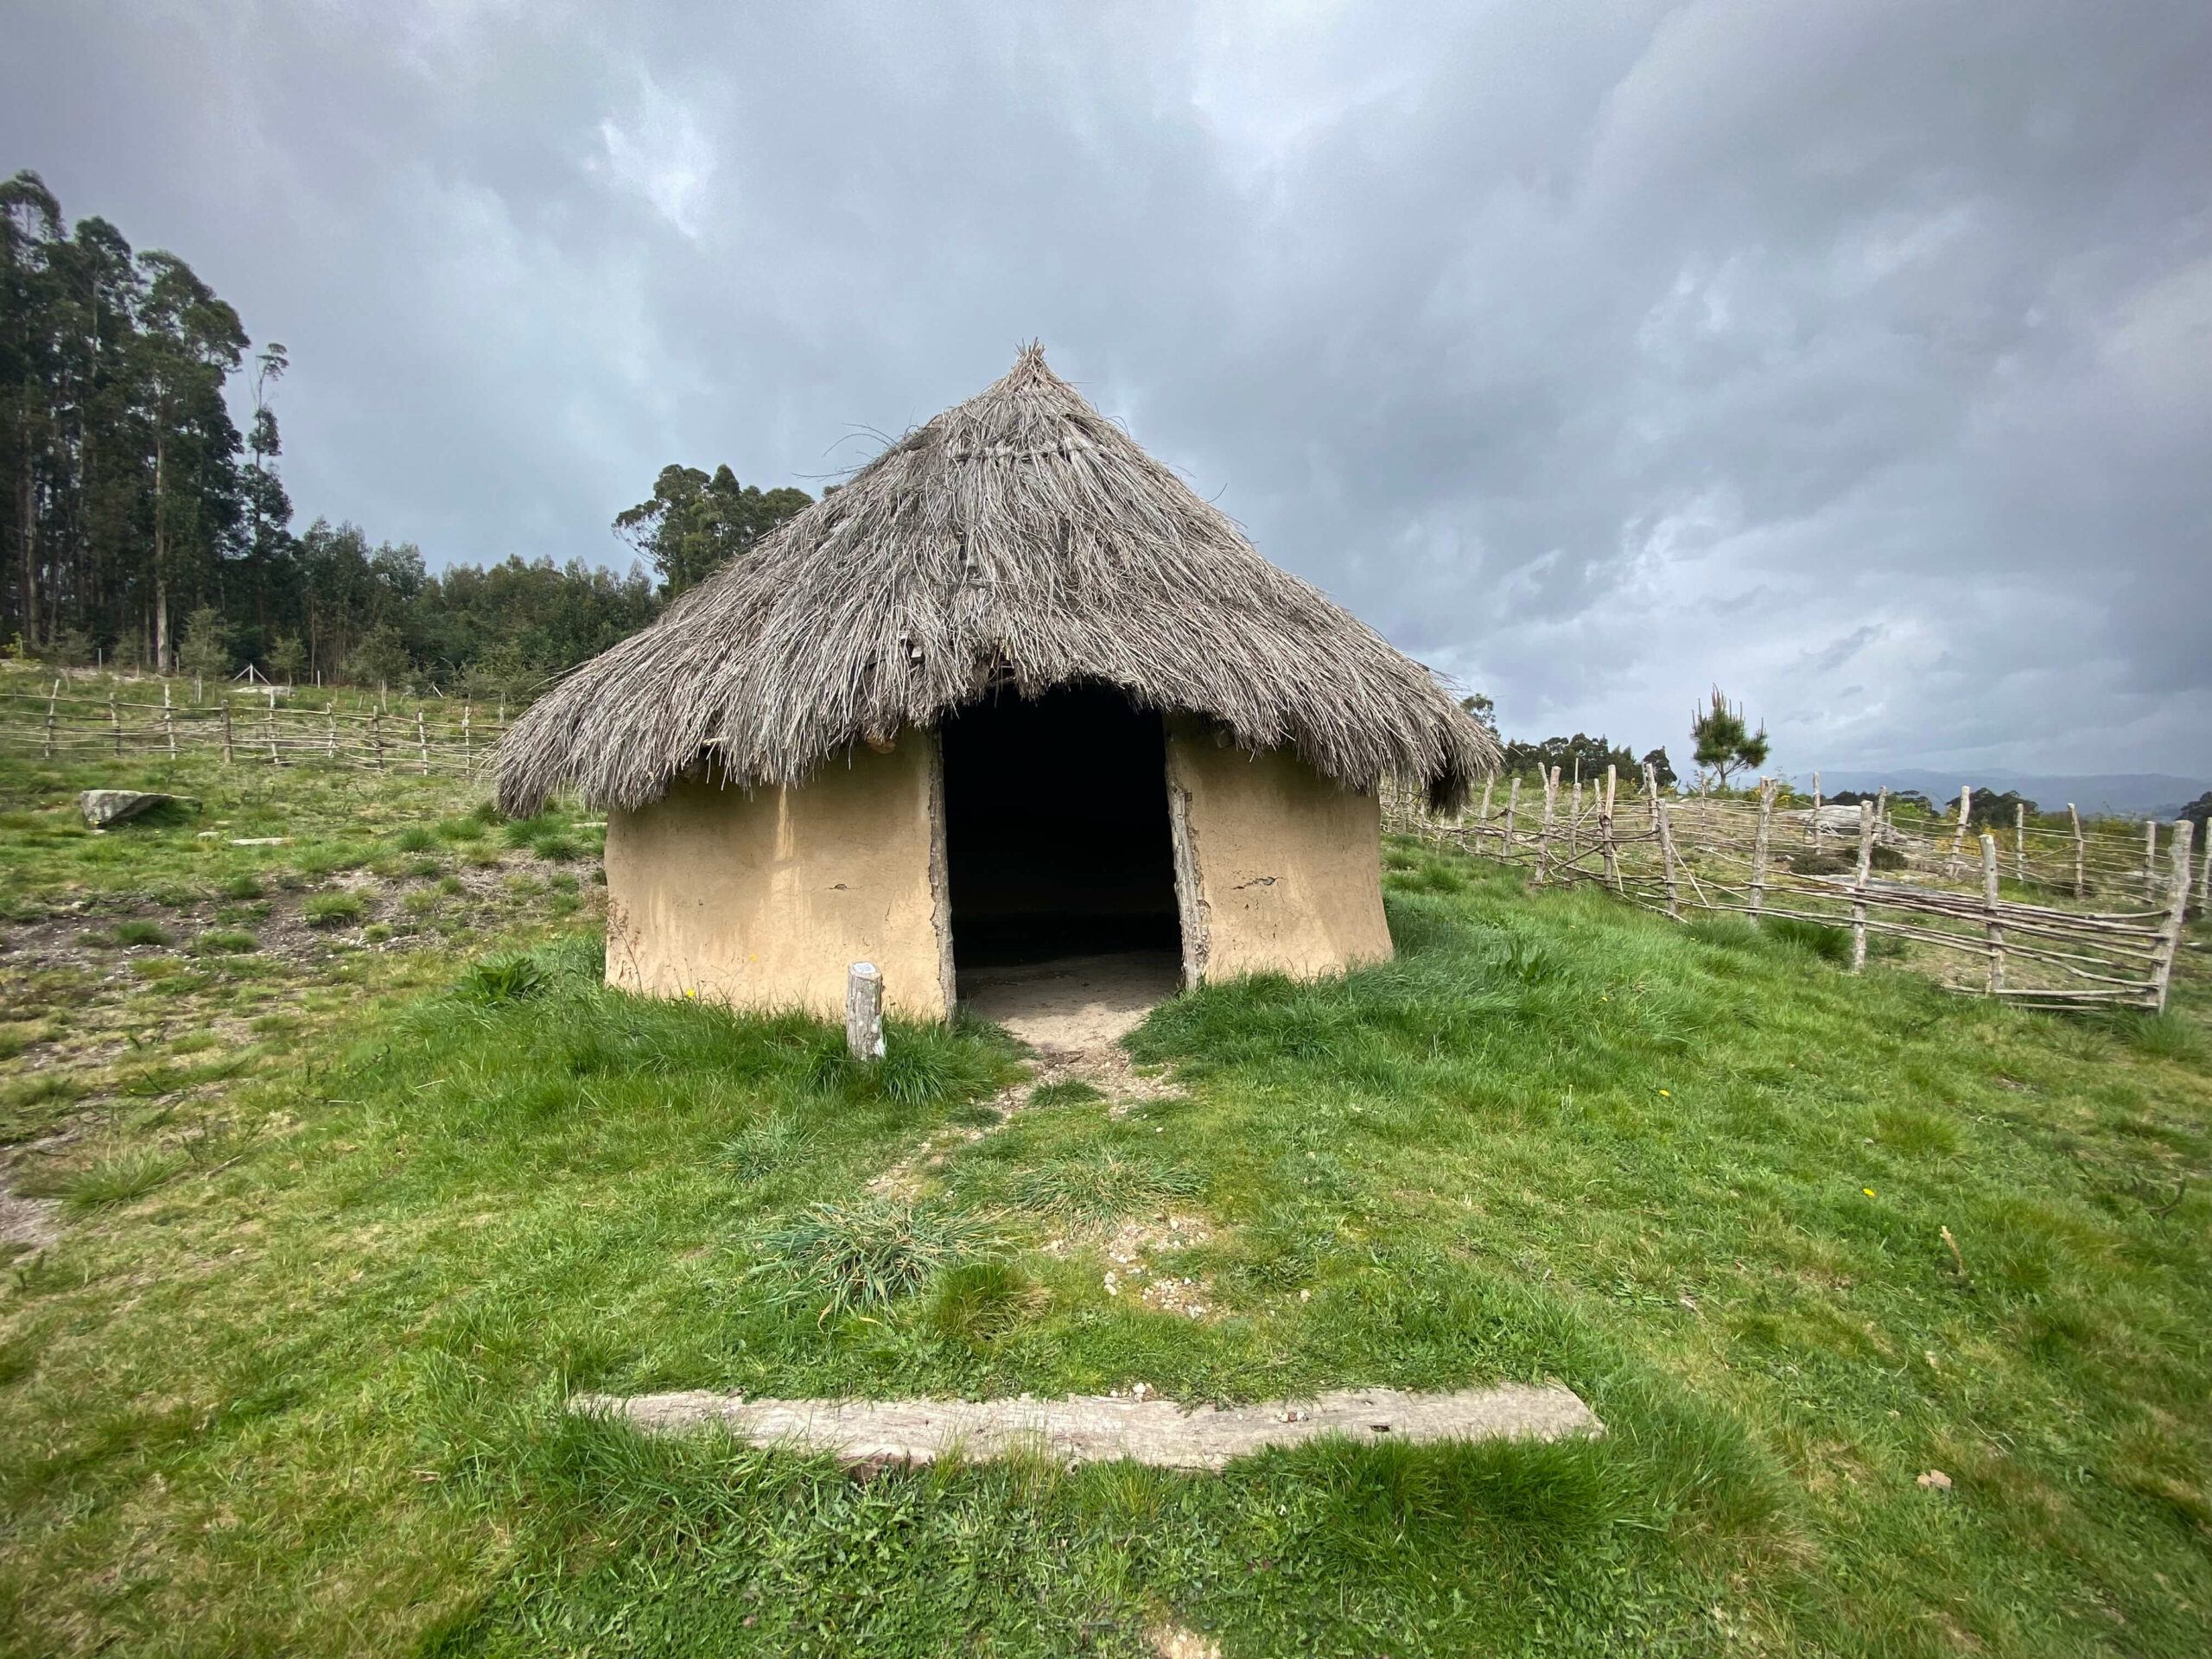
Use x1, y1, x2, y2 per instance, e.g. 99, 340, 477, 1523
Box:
499, 346, 1497, 1021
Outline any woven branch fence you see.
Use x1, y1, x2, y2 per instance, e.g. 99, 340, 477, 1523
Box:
1388, 766, 2204, 1014
2, 677, 504, 782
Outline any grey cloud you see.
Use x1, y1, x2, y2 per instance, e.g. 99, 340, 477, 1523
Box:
5, 0, 2206, 778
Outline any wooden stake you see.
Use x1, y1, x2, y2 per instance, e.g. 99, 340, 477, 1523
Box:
1503, 776, 1521, 859
1812, 771, 1824, 855
463, 702, 474, 776
2068, 803, 2085, 899
1948, 785, 1972, 879
2199, 819, 2211, 912
266, 688, 279, 766
2151, 820, 2196, 1014
1980, 833, 2005, 992
108, 690, 121, 755
326, 701, 337, 758
1751, 776, 1776, 920
2143, 819, 2158, 905
162, 680, 176, 759
371, 709, 384, 770
220, 699, 234, 766
1568, 776, 1583, 866
43, 677, 59, 759
2014, 801, 2026, 885
1600, 765, 1621, 892
1534, 767, 1559, 885
1646, 763, 1681, 919
416, 709, 429, 776
845, 962, 886, 1061
1851, 799, 1874, 971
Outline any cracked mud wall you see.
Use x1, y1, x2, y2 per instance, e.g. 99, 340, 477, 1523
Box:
1162, 715, 1392, 984
604, 732, 952, 1021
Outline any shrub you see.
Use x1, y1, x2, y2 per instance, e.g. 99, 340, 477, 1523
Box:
303, 892, 365, 929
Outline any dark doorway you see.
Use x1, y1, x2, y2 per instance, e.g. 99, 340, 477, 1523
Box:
939, 684, 1181, 971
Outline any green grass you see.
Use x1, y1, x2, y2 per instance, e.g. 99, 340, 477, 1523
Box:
0, 831, 2205, 1655
111, 919, 171, 947
302, 890, 366, 929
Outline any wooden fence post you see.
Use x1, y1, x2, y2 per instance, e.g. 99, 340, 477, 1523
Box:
1534, 767, 1559, 885
220, 699, 234, 766
1948, 785, 1972, 879
2143, 819, 2158, 905
416, 709, 429, 776
326, 701, 337, 758
463, 702, 474, 777
1812, 771, 1824, 855
266, 688, 279, 766
1851, 799, 1874, 972
1751, 776, 1776, 920
2151, 820, 2196, 1014
1600, 765, 1621, 892
162, 680, 176, 758
1980, 833, 2005, 993
372, 709, 385, 770
845, 962, 885, 1061
43, 677, 60, 759
2068, 804, 2085, 899
108, 690, 122, 755
1503, 776, 1521, 860
2014, 801, 2026, 885
1644, 764, 1681, 919
2200, 820, 2211, 912
1568, 776, 1583, 866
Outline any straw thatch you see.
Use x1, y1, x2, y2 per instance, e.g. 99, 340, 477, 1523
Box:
499, 345, 1497, 816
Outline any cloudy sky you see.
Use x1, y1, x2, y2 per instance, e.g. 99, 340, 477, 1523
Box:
8, 1, 2209, 779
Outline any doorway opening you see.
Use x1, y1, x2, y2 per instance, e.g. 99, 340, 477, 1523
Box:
939, 684, 1182, 978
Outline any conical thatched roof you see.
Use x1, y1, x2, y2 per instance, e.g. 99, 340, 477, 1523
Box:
499, 346, 1497, 816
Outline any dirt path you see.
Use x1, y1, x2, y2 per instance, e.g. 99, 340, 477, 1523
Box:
871, 951, 1185, 1198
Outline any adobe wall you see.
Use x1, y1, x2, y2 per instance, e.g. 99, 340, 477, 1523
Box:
1163, 715, 1394, 986
603, 732, 955, 1022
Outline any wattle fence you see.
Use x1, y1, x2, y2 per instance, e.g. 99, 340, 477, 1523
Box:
1387, 766, 2202, 1014
2, 673, 501, 781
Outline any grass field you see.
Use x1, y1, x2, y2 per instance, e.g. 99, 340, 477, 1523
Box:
1, 753, 2208, 1656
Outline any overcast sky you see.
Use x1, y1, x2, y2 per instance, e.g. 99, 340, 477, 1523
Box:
8, 1, 2208, 779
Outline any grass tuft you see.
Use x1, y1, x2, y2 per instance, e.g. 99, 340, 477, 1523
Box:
189, 928, 259, 956
112, 918, 171, 946
754, 1199, 1001, 1317
926, 1259, 1049, 1351
302, 891, 365, 929
54, 1148, 188, 1213
1010, 1148, 1204, 1224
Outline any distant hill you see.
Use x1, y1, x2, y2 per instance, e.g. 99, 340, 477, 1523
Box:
1806, 771, 2208, 820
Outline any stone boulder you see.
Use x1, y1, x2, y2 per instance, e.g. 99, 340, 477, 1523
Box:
79, 790, 198, 829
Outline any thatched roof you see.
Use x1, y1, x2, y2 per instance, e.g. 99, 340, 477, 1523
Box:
499, 346, 1497, 816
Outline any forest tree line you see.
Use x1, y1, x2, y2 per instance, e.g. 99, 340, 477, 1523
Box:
2, 169, 810, 696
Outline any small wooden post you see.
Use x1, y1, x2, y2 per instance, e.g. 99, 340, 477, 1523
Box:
844, 962, 886, 1061
108, 690, 122, 755
326, 701, 337, 758
1750, 776, 1776, 920
371, 709, 385, 770
1503, 776, 1521, 860
1600, 765, 1621, 892
462, 702, 474, 776
1812, 771, 1824, 855
1534, 766, 1559, 885
2199, 820, 2211, 912
1568, 776, 1583, 866
2151, 820, 2196, 1014
1980, 833, 2005, 993
2014, 801, 2026, 885
2143, 819, 2158, 905
220, 698, 234, 766
416, 709, 429, 776
1851, 799, 1874, 972
266, 688, 280, 765
162, 680, 176, 758
2068, 803, 2085, 899
1948, 785, 1972, 879
43, 677, 59, 758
